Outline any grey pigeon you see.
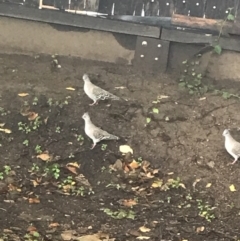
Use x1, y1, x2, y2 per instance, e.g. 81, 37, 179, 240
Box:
82, 112, 119, 149
223, 129, 240, 165
83, 74, 120, 106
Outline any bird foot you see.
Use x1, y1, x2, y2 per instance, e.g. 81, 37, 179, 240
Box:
90, 144, 96, 149
227, 160, 237, 166
89, 102, 98, 106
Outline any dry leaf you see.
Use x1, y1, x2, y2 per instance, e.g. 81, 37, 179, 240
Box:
49, 223, 60, 228
158, 95, 169, 99
28, 198, 40, 204
75, 174, 91, 187
27, 226, 37, 232
31, 180, 39, 187
141, 160, 150, 173
151, 179, 163, 188
61, 230, 75, 241
28, 112, 38, 121
119, 145, 133, 154
136, 236, 150, 240
199, 97, 206, 101
66, 87, 75, 91
167, 172, 174, 175
206, 183, 212, 188
18, 93, 29, 97
0, 123, 5, 127
67, 162, 80, 168
179, 183, 186, 189
66, 166, 78, 175
193, 178, 201, 188
229, 184, 236, 192
110, 159, 123, 171
129, 160, 140, 169
122, 199, 137, 207
37, 153, 51, 161
152, 169, 159, 174
0, 128, 12, 134
139, 226, 151, 233
44, 117, 49, 124
196, 226, 205, 233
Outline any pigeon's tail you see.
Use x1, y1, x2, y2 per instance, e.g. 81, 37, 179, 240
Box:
105, 134, 119, 140
109, 94, 121, 101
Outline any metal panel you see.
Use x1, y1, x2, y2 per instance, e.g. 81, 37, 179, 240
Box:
133, 36, 169, 73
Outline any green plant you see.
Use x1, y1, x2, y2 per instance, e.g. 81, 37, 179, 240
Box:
101, 144, 107, 151
68, 153, 75, 158
32, 117, 42, 130
18, 122, 31, 134
32, 97, 38, 106
197, 199, 215, 222
0, 172, 3, 180
23, 139, 29, 146
47, 98, 53, 106
50, 164, 60, 179
4, 165, 11, 175
31, 163, 40, 172
55, 126, 61, 133
76, 135, 84, 142
24, 231, 40, 241
0, 107, 8, 116
103, 208, 135, 220
35, 145, 42, 154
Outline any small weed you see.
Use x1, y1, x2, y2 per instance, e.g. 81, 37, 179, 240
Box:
76, 134, 84, 142
168, 177, 182, 189
23, 139, 29, 147
106, 183, 122, 190
101, 166, 106, 172
68, 153, 75, 158
32, 117, 42, 130
24, 231, 40, 241
0, 172, 3, 180
4, 165, 11, 175
47, 98, 53, 106
50, 164, 61, 179
18, 122, 31, 134
55, 126, 61, 133
35, 145, 42, 154
101, 144, 107, 151
31, 163, 40, 172
137, 157, 143, 163
0, 107, 9, 116
103, 208, 135, 220
32, 97, 38, 105
197, 199, 215, 222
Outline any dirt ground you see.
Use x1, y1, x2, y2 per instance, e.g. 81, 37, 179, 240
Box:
0, 53, 240, 241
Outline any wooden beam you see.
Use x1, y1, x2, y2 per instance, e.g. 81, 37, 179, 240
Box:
161, 28, 213, 44
171, 14, 239, 36
0, 3, 160, 38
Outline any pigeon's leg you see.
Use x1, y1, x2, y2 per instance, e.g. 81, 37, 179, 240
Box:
90, 143, 96, 149
89, 100, 98, 106
231, 159, 238, 165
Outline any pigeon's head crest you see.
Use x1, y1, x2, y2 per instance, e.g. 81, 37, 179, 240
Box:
83, 74, 90, 82
82, 112, 90, 120
223, 129, 230, 137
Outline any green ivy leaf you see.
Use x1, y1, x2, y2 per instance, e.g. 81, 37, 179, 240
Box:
152, 108, 159, 114
146, 117, 151, 123
214, 45, 222, 55
227, 13, 235, 21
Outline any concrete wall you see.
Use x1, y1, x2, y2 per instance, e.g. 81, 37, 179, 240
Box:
0, 17, 135, 64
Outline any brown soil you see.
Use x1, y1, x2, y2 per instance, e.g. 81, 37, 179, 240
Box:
0, 53, 240, 241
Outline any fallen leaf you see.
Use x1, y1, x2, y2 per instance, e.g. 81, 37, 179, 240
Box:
75, 174, 91, 187
206, 183, 212, 188
31, 180, 39, 187
158, 95, 169, 99
66, 87, 75, 91
66, 166, 78, 175
61, 230, 75, 241
152, 169, 159, 174
119, 145, 133, 154
28, 112, 38, 121
18, 93, 29, 97
193, 178, 201, 188
229, 184, 236, 192
28, 198, 40, 204
151, 179, 163, 188
141, 160, 150, 172
0, 123, 5, 127
179, 183, 186, 189
196, 226, 205, 233
136, 236, 150, 240
27, 226, 37, 232
0, 128, 12, 134
49, 223, 60, 228
44, 116, 49, 124
37, 152, 51, 161
122, 199, 137, 207
129, 160, 140, 169
115, 86, 126, 89
67, 162, 80, 168
139, 226, 151, 233
199, 97, 206, 101
110, 159, 123, 171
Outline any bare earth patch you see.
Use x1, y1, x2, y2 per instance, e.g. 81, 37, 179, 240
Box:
0, 54, 240, 241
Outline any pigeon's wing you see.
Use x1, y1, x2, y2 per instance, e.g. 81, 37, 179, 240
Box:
92, 85, 120, 101
231, 142, 240, 156
93, 128, 118, 141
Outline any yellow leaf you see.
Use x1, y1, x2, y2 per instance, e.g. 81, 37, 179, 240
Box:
206, 183, 212, 188
196, 226, 205, 233
37, 153, 51, 161
229, 184, 236, 192
139, 226, 151, 233
129, 160, 140, 169
151, 179, 163, 188
28, 198, 40, 204
67, 162, 80, 168
31, 180, 39, 187
66, 87, 75, 91
18, 93, 29, 97
136, 236, 150, 240
49, 223, 60, 228
66, 166, 78, 175
0, 128, 12, 134
179, 183, 186, 189
28, 112, 38, 121
122, 199, 137, 207
119, 145, 133, 154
